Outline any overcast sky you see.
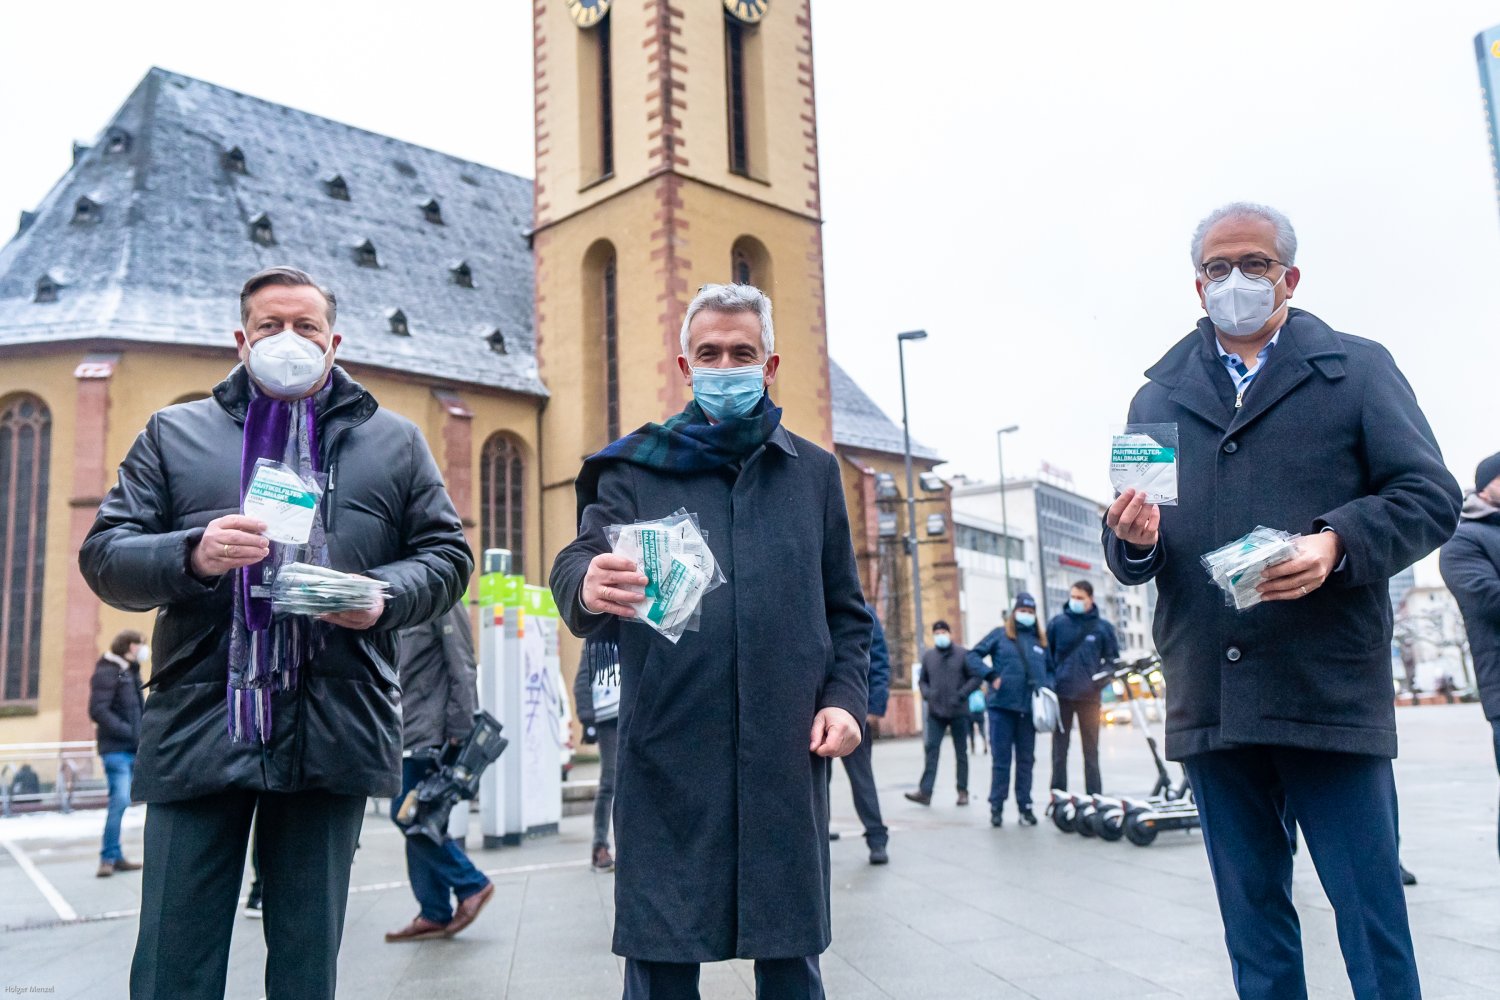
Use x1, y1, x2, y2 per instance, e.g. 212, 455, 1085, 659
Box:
4, 1, 1498, 583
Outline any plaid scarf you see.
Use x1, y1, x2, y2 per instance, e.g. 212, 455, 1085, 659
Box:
227, 387, 330, 743
575, 396, 782, 682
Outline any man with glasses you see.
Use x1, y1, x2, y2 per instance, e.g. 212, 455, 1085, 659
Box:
1102, 202, 1459, 999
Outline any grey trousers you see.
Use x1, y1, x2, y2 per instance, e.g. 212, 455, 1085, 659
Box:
594, 718, 618, 849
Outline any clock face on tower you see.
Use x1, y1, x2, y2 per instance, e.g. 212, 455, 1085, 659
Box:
567, 0, 611, 28
724, 0, 768, 24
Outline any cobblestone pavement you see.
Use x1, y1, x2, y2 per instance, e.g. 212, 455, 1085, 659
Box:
1, 703, 1496, 998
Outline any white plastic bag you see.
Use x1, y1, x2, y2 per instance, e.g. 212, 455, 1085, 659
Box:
1200, 527, 1301, 611
1031, 687, 1060, 733
606, 508, 726, 643
1110, 423, 1178, 506
243, 458, 323, 544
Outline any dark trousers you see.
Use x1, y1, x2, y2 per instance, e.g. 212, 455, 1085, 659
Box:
1050, 697, 1101, 794
1183, 746, 1420, 1000
623, 956, 823, 1000
393, 755, 492, 924
987, 707, 1036, 810
595, 719, 618, 849
1493, 719, 1500, 861
919, 713, 968, 795
130, 788, 365, 1000
838, 723, 888, 846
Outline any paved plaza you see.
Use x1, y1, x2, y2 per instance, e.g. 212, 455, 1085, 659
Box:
1, 703, 1496, 999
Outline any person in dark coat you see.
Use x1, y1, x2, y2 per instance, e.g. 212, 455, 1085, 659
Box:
79, 267, 472, 1000
1045, 580, 1118, 796
833, 602, 890, 863
384, 602, 494, 943
549, 283, 869, 1000
573, 642, 621, 871
1439, 451, 1500, 862
905, 621, 982, 807
1103, 203, 1461, 1000
967, 593, 1050, 827
89, 629, 146, 877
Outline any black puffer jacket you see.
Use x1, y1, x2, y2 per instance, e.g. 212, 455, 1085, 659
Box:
397, 603, 478, 751
89, 654, 144, 755
1440, 493, 1500, 721
79, 366, 472, 802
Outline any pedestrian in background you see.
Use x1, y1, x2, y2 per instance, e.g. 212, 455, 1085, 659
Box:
833, 603, 890, 863
906, 621, 983, 807
1440, 450, 1500, 863
575, 641, 621, 872
1046, 581, 1118, 796
89, 629, 145, 878
385, 602, 495, 943
1104, 201, 1460, 999
967, 594, 1050, 827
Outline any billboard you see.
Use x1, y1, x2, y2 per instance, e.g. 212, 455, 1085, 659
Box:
1475, 24, 1500, 219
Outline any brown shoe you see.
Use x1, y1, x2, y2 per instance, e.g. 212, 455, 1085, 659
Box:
592, 845, 615, 872
444, 881, 494, 937
957, 791, 970, 806
96, 862, 115, 878
112, 858, 143, 872
384, 916, 448, 943
903, 790, 931, 806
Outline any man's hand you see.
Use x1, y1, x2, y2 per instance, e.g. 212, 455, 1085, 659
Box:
1105, 489, 1160, 549
582, 553, 649, 617
1257, 532, 1343, 602
990, 678, 1002, 692
810, 707, 861, 758
319, 587, 385, 630
190, 515, 271, 577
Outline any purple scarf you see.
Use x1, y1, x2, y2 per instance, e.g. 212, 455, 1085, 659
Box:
227, 389, 330, 742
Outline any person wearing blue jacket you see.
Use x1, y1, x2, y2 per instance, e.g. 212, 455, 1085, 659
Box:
834, 603, 890, 863
1046, 581, 1119, 796
967, 593, 1051, 827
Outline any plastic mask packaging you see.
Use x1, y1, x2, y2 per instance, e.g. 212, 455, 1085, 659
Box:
270, 562, 391, 616
606, 508, 726, 643
1110, 423, 1178, 506
243, 458, 323, 544
1200, 527, 1301, 611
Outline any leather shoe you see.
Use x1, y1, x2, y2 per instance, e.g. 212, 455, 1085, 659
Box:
96, 862, 115, 878
1018, 808, 1038, 827
385, 916, 448, 943
990, 809, 1003, 828
903, 790, 931, 806
868, 843, 889, 865
444, 881, 495, 937
956, 791, 970, 806
112, 858, 142, 872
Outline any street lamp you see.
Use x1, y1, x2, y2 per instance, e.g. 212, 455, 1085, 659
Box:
897, 329, 928, 659
996, 424, 1020, 606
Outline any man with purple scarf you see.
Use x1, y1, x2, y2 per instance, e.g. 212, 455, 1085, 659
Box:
81, 266, 471, 1000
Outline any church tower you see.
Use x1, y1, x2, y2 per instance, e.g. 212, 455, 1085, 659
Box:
532, 0, 833, 562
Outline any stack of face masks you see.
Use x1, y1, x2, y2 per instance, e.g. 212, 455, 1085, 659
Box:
271, 562, 391, 616
1200, 528, 1300, 611
607, 508, 725, 643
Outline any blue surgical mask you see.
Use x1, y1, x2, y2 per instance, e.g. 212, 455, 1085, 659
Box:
934, 634, 952, 650
1068, 599, 1087, 615
691, 364, 766, 421
1014, 612, 1036, 629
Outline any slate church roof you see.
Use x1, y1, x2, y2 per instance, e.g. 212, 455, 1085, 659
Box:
0, 68, 932, 459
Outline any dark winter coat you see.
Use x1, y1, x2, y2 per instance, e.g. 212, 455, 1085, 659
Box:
397, 603, 478, 751
79, 366, 472, 802
1104, 310, 1461, 760
89, 654, 144, 755
1440, 493, 1500, 721
866, 603, 891, 717
1047, 607, 1119, 702
967, 625, 1049, 713
549, 424, 870, 963
918, 644, 982, 720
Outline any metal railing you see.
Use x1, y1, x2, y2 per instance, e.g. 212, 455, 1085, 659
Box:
0, 742, 109, 817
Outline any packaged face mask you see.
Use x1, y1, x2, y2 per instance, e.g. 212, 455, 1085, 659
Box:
1110, 423, 1178, 506
606, 508, 726, 643
243, 458, 323, 544
270, 562, 391, 616
1200, 527, 1301, 611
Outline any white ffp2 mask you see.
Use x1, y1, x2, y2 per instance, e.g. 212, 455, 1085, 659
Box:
245, 329, 333, 398
1203, 268, 1287, 338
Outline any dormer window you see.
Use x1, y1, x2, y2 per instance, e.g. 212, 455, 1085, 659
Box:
34, 273, 61, 303
18, 211, 36, 235
421, 198, 443, 225
249, 213, 275, 246
222, 146, 247, 174
72, 142, 90, 164
323, 174, 350, 201
450, 261, 474, 288
486, 328, 507, 354
72, 196, 101, 225
104, 128, 131, 155
386, 308, 409, 336
355, 240, 379, 268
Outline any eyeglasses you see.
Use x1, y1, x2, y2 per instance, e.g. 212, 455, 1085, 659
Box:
1199, 255, 1286, 282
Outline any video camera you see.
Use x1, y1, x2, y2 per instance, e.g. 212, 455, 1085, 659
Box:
395, 711, 508, 846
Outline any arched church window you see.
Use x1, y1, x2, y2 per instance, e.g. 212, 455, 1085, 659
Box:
603, 253, 620, 441
480, 434, 525, 575
0, 395, 51, 705
725, 17, 750, 176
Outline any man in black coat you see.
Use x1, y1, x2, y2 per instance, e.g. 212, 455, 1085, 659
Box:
550, 283, 869, 1000
834, 602, 890, 863
1044, 581, 1119, 796
1439, 451, 1500, 862
80, 267, 471, 1000
905, 621, 982, 807
1103, 203, 1460, 1000
89, 629, 146, 877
